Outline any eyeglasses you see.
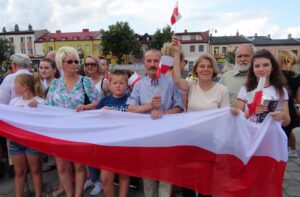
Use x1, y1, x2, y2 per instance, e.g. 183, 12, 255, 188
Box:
64, 60, 79, 64
84, 63, 97, 67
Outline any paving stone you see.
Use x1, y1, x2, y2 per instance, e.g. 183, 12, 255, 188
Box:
285, 184, 300, 197
286, 162, 300, 172
289, 172, 300, 182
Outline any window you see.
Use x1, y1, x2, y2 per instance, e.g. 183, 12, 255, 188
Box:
9, 37, 13, 43
190, 45, 195, 52
86, 45, 90, 52
177, 35, 182, 40
190, 34, 197, 40
198, 45, 204, 52
27, 37, 32, 42
28, 49, 33, 54
49, 38, 55, 41
213, 47, 219, 54
61, 37, 66, 41
292, 50, 298, 55
20, 37, 25, 42
48, 46, 53, 52
188, 61, 194, 70
73, 37, 78, 41
222, 47, 227, 54
21, 49, 26, 54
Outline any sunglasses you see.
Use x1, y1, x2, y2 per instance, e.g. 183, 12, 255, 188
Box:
84, 63, 97, 67
64, 60, 79, 64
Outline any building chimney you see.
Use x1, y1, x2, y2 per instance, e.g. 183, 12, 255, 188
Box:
82, 29, 89, 32
254, 33, 258, 37
14, 24, 19, 32
267, 34, 271, 39
28, 24, 32, 31
184, 29, 187, 33
236, 30, 240, 36
56, 30, 61, 33
288, 33, 292, 39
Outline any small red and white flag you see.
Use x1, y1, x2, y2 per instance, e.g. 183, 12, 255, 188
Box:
128, 72, 141, 89
171, 0, 182, 25
248, 77, 266, 116
156, 56, 174, 78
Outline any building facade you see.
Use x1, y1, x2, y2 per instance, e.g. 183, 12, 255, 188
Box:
35, 29, 102, 60
175, 30, 210, 71
0, 24, 48, 56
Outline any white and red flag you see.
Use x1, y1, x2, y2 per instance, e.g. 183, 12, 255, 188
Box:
156, 56, 174, 78
0, 104, 287, 197
171, 0, 182, 25
128, 72, 141, 89
248, 77, 266, 116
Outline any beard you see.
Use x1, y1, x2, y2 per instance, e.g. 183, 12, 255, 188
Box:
237, 63, 251, 72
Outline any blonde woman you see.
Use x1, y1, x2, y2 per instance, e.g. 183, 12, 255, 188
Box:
172, 36, 229, 197
278, 50, 300, 158
46, 46, 100, 197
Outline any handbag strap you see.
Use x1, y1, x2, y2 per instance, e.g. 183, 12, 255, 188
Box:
81, 77, 91, 104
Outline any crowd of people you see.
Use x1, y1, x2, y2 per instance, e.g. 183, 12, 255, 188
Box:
0, 35, 299, 197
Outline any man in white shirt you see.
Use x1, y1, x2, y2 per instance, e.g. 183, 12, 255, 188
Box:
0, 53, 32, 104
0, 53, 32, 172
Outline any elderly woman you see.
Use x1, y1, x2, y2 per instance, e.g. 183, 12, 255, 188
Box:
46, 46, 100, 197
84, 55, 109, 97
172, 36, 229, 197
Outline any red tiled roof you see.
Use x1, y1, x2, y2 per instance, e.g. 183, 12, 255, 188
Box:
35, 29, 101, 42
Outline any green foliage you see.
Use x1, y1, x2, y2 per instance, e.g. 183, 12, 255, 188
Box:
101, 22, 140, 64
224, 49, 236, 64
148, 25, 172, 50
0, 38, 14, 66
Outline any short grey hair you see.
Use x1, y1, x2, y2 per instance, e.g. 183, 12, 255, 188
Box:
55, 46, 79, 70
235, 44, 256, 58
10, 53, 32, 68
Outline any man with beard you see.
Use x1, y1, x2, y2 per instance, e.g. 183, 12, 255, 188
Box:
220, 44, 256, 106
127, 49, 184, 197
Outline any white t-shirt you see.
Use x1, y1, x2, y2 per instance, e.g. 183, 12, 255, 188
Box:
186, 79, 229, 112
94, 77, 108, 98
237, 85, 288, 124
9, 96, 45, 107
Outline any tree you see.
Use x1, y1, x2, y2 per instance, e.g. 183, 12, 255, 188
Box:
0, 38, 14, 66
224, 49, 236, 64
101, 22, 140, 64
148, 25, 172, 50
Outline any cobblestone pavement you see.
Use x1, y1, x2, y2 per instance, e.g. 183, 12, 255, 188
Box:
1, 129, 300, 197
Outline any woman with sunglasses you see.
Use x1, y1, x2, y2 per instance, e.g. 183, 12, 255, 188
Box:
81, 56, 110, 195
84, 55, 110, 98
46, 46, 100, 197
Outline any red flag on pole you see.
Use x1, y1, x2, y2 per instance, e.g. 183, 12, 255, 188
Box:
171, 0, 182, 25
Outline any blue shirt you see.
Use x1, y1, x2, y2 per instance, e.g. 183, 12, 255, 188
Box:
126, 75, 184, 113
96, 95, 128, 112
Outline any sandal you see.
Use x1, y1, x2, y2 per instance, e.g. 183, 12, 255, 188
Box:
51, 188, 65, 197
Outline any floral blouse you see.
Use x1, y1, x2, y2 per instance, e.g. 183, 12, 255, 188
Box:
46, 76, 100, 109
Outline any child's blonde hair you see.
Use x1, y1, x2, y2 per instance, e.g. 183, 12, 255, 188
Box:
15, 73, 45, 98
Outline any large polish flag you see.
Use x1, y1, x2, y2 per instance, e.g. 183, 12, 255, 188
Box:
0, 104, 287, 197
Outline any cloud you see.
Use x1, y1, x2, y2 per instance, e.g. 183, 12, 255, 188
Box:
0, 0, 298, 39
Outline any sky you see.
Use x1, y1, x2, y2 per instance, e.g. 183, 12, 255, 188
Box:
0, 0, 299, 39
